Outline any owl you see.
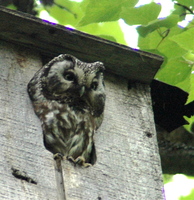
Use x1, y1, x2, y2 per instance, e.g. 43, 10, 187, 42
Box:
27, 54, 105, 167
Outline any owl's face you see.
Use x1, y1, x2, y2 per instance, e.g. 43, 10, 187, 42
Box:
84, 71, 105, 116
41, 54, 105, 116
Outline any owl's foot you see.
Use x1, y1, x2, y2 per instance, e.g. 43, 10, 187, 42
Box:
75, 156, 92, 168
53, 153, 64, 170
53, 153, 64, 161
67, 156, 92, 168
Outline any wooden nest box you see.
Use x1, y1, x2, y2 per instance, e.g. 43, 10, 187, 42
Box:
0, 7, 164, 200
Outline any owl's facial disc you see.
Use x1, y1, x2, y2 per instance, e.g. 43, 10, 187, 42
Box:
79, 72, 105, 116
41, 55, 105, 109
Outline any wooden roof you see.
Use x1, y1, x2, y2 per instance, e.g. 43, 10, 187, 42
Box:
0, 6, 163, 83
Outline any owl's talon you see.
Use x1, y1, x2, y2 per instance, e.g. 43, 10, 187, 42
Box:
67, 156, 76, 163
76, 156, 92, 168
75, 156, 85, 164
53, 153, 64, 160
67, 156, 92, 167
82, 163, 92, 168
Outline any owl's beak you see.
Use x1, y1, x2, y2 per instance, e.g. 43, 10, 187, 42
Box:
79, 86, 85, 97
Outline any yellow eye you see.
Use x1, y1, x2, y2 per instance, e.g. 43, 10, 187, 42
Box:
64, 72, 75, 81
91, 82, 98, 90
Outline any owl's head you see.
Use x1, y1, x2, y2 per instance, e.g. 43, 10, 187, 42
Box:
40, 54, 106, 116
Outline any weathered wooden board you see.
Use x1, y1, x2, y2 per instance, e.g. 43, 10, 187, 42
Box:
61, 74, 164, 200
0, 41, 59, 200
0, 6, 163, 84
0, 41, 163, 199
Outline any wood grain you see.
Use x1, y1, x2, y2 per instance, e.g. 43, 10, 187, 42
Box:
0, 41, 59, 199
0, 6, 163, 84
0, 40, 163, 199
61, 73, 164, 200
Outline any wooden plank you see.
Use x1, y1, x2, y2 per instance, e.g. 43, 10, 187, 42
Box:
0, 38, 164, 199
0, 6, 163, 83
0, 40, 59, 200
61, 73, 164, 200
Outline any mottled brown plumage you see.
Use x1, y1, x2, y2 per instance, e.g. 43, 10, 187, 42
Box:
28, 54, 105, 167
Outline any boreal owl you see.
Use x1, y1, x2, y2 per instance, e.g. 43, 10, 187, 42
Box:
27, 54, 105, 167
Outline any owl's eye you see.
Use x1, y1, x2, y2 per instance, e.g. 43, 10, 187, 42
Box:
64, 72, 75, 81
91, 82, 98, 90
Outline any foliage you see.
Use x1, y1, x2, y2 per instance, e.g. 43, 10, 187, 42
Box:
163, 174, 174, 184
180, 189, 194, 200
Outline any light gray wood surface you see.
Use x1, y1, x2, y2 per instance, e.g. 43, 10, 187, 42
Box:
0, 40, 163, 199
61, 74, 164, 200
0, 41, 58, 199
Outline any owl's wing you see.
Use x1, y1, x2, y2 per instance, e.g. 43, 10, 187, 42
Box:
94, 113, 104, 130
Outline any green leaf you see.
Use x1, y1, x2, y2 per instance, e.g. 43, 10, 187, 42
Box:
175, 71, 190, 93
37, 1, 126, 44
183, 52, 194, 65
138, 28, 164, 50
137, 16, 184, 56
78, 0, 138, 26
155, 57, 191, 92
159, 40, 187, 59
138, 23, 190, 92
163, 174, 173, 184
179, 189, 194, 200
46, 0, 83, 26
138, 26, 186, 57
187, 72, 194, 104
175, 0, 194, 8
121, 2, 161, 25
157, 26, 186, 58
183, 52, 194, 103
77, 21, 127, 45
172, 3, 187, 21
170, 27, 194, 51
7, 4, 17, 10
137, 14, 180, 37
97, 35, 117, 42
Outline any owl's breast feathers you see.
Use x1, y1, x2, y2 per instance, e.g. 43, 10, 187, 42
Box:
34, 100, 96, 160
